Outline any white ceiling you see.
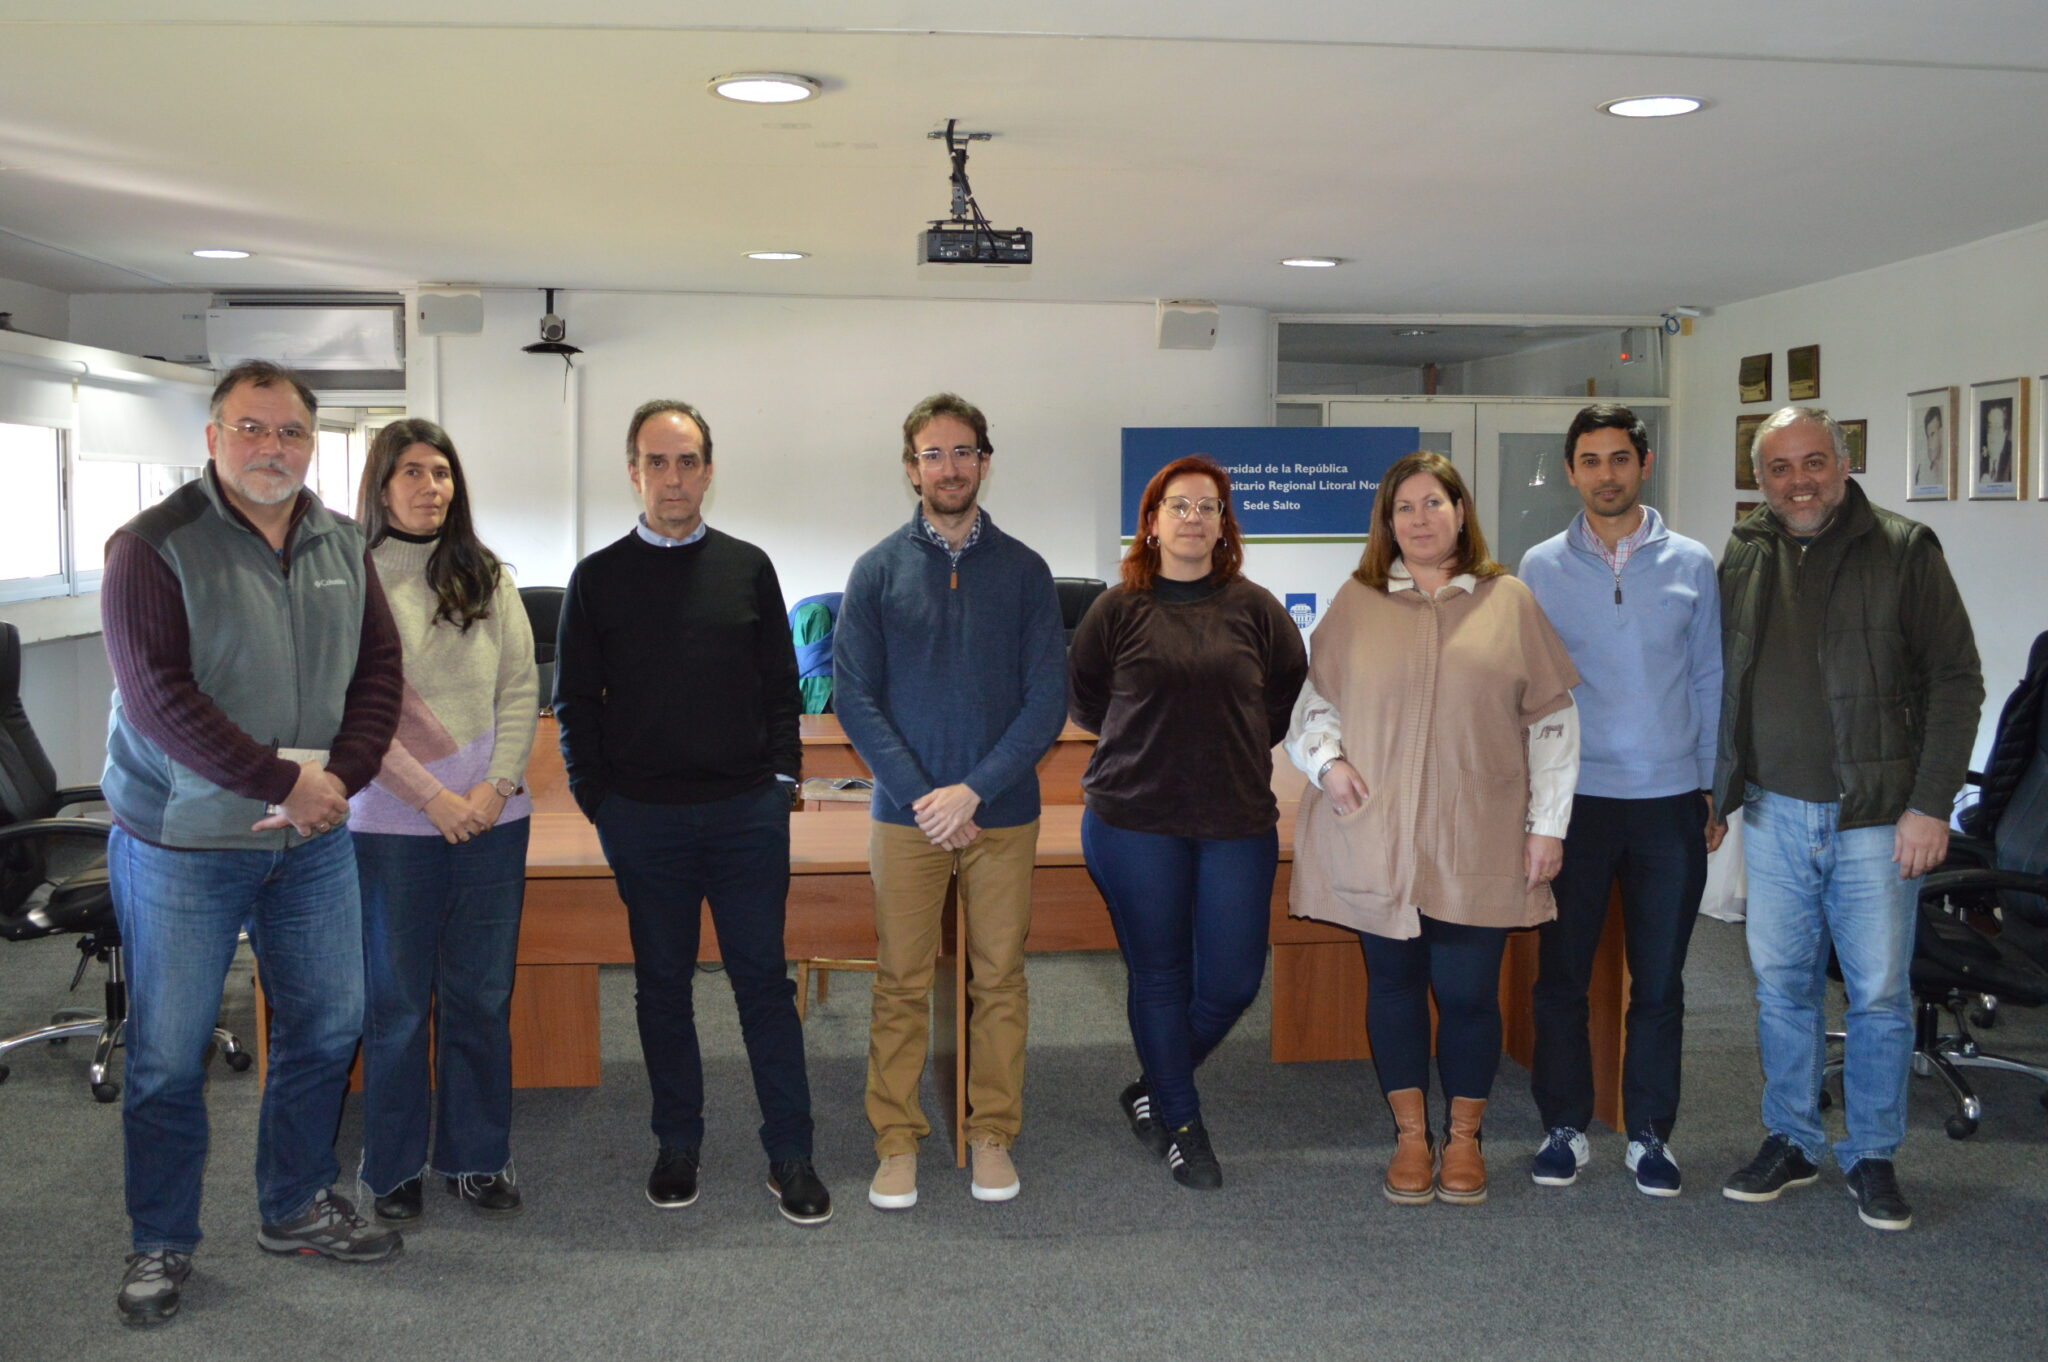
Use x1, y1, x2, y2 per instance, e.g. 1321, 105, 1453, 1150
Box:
3, 2, 2046, 314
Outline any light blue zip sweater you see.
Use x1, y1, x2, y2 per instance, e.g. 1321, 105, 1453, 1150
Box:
1518, 507, 1721, 800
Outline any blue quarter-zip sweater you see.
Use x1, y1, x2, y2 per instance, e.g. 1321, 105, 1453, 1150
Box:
833, 509, 1068, 829
1518, 506, 1721, 800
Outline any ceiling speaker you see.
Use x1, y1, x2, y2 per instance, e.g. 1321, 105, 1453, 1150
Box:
1156, 299, 1218, 351
417, 290, 485, 336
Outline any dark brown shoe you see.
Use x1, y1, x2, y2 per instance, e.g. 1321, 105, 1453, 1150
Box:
1437, 1096, 1488, 1204
1383, 1088, 1435, 1204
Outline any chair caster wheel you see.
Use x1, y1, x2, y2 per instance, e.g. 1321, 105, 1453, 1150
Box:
0, 1064, 9, 1085
92, 1081, 120, 1104
1967, 1003, 1997, 1029
1816, 1089, 1833, 1111
1944, 1114, 1977, 1140
225, 1050, 253, 1073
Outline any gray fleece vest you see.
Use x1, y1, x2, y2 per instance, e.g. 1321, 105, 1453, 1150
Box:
103, 470, 368, 850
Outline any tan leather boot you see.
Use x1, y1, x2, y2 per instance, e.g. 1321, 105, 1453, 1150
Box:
1436, 1096, 1488, 1204
1383, 1088, 1435, 1205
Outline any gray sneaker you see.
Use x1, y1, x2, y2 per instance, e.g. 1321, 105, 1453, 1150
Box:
117, 1250, 192, 1327
257, 1188, 403, 1262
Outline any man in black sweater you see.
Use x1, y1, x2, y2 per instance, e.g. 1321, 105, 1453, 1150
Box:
554, 399, 830, 1225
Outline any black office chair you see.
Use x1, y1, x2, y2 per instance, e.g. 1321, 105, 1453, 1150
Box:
519, 586, 566, 713
1821, 629, 2048, 1137
1053, 576, 1108, 647
0, 622, 249, 1100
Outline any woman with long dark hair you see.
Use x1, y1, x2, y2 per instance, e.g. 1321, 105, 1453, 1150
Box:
347, 418, 537, 1223
1069, 455, 1307, 1189
1287, 450, 1579, 1206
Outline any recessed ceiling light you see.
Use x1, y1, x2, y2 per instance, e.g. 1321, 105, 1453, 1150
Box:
1597, 95, 1705, 119
744, 251, 810, 261
191, 248, 252, 259
1280, 257, 1342, 268
708, 72, 821, 104
1394, 328, 1434, 338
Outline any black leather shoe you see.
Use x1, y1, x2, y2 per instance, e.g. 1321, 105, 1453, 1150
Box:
647, 1146, 700, 1209
766, 1158, 833, 1225
447, 1173, 523, 1216
373, 1177, 423, 1225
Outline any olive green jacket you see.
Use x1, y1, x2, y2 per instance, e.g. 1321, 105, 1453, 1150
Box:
1713, 480, 1982, 831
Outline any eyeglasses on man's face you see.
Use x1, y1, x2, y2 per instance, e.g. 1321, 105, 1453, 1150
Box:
216, 418, 315, 452
1160, 496, 1225, 521
914, 445, 985, 466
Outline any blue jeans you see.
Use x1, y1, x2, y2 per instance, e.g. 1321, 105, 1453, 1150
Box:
594, 784, 813, 1161
1357, 917, 1510, 1102
1742, 786, 1918, 1169
1082, 811, 1277, 1130
109, 826, 365, 1252
355, 818, 530, 1195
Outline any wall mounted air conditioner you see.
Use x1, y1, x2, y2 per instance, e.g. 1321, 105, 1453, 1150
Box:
205, 293, 405, 371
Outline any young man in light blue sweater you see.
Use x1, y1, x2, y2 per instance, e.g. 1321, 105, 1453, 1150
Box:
833, 393, 1067, 1211
1517, 404, 1723, 1197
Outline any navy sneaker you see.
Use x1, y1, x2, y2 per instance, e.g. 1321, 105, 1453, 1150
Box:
1722, 1133, 1820, 1202
1530, 1127, 1590, 1186
1844, 1158, 1913, 1231
1624, 1131, 1681, 1197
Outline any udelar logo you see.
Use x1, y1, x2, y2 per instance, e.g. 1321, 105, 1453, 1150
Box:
1286, 593, 1316, 629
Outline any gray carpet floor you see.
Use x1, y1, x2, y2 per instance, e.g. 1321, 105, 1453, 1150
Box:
2, 917, 2044, 1362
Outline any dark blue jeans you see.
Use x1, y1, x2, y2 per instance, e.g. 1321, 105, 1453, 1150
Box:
594, 784, 813, 1161
355, 818, 530, 1194
1082, 810, 1277, 1130
1358, 916, 1509, 1102
109, 826, 364, 1252
1532, 791, 1707, 1139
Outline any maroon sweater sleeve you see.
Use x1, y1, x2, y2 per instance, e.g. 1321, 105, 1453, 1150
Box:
101, 529, 300, 805
325, 557, 403, 796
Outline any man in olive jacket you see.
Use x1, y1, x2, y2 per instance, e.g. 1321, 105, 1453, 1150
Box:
1713, 407, 1981, 1232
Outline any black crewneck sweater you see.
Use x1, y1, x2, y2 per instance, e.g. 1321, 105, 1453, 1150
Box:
554, 527, 801, 815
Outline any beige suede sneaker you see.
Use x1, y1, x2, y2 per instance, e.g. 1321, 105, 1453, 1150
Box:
868, 1153, 917, 1210
969, 1136, 1020, 1202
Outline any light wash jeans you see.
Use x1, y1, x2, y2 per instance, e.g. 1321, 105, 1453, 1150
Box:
109, 826, 365, 1252
1741, 786, 1918, 1170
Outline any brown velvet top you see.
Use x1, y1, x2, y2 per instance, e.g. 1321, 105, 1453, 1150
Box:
1068, 578, 1307, 841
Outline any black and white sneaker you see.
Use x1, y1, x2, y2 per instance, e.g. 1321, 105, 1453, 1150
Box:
116, 1250, 192, 1328
1120, 1079, 1172, 1159
1722, 1133, 1821, 1203
1844, 1158, 1913, 1231
1166, 1121, 1222, 1190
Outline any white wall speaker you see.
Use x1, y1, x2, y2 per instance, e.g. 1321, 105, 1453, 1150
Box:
417, 290, 485, 336
1156, 299, 1219, 351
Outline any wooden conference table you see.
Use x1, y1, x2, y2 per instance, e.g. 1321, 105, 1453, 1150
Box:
509, 716, 1631, 1139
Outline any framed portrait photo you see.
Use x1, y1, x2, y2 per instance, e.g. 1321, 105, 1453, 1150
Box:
1736, 500, 1763, 526
1967, 377, 2028, 501
1739, 353, 1772, 404
1788, 344, 1820, 401
2039, 376, 2048, 499
1840, 418, 1867, 474
1736, 414, 1765, 490
1906, 386, 1957, 501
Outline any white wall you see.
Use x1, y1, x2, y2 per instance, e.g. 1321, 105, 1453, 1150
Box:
0, 275, 68, 341
16, 635, 114, 786
426, 290, 1273, 602
1452, 328, 1666, 400
1667, 220, 2048, 767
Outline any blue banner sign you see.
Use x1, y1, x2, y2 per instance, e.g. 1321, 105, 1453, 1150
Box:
1120, 426, 1417, 541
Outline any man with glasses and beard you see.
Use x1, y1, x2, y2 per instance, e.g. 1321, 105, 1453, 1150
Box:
833, 393, 1066, 1211
100, 360, 404, 1326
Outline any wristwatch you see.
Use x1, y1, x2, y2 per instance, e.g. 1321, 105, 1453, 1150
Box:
491, 778, 519, 798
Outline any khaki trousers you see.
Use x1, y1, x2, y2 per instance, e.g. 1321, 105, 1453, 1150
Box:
865, 818, 1038, 1156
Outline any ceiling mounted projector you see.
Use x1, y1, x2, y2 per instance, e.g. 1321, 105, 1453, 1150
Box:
917, 119, 1031, 280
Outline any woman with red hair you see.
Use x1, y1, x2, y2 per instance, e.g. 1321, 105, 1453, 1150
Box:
1068, 455, 1307, 1190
